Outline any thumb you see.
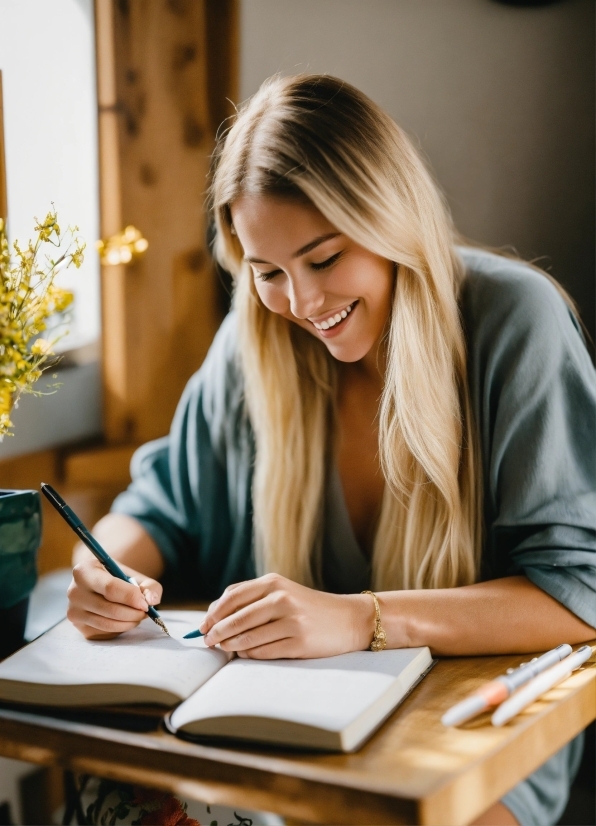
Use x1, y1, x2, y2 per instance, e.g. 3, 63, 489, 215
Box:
137, 576, 163, 606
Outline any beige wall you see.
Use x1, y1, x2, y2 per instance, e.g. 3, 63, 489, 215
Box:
240, 0, 595, 340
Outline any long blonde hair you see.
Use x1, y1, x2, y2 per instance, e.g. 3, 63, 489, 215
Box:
211, 74, 482, 591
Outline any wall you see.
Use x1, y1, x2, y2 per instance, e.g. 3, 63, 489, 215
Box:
240, 0, 595, 340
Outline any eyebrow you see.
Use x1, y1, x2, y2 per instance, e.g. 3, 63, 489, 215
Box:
244, 233, 341, 265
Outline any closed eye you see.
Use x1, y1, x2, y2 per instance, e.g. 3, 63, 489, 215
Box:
310, 251, 342, 271
255, 251, 343, 281
256, 268, 283, 282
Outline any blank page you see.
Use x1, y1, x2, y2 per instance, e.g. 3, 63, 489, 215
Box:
0, 611, 231, 701
171, 648, 429, 732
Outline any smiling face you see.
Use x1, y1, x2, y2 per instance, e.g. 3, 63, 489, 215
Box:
230, 195, 395, 365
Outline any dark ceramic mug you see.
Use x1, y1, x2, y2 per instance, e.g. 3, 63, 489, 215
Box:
0, 489, 41, 659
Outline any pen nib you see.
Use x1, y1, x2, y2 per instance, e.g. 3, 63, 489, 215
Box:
154, 617, 170, 636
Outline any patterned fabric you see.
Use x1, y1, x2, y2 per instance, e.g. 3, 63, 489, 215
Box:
63, 774, 261, 826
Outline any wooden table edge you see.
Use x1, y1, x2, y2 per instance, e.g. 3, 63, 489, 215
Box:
0, 707, 417, 825
0, 658, 594, 825
418, 666, 596, 825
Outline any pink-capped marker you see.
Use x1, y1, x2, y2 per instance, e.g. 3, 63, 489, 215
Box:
441, 644, 573, 727
492, 645, 593, 727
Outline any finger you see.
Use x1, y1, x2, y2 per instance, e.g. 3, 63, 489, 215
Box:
73, 563, 148, 611
242, 637, 299, 660
222, 581, 245, 593
202, 582, 259, 627
68, 605, 143, 637
217, 618, 295, 653
201, 574, 282, 633
204, 592, 288, 647
137, 577, 163, 606
68, 587, 148, 623
203, 582, 242, 617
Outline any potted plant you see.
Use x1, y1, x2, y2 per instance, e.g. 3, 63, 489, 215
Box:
0, 210, 84, 657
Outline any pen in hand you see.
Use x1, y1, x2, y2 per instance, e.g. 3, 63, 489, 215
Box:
40, 483, 170, 637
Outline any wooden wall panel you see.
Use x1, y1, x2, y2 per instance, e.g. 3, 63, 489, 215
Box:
96, 0, 238, 444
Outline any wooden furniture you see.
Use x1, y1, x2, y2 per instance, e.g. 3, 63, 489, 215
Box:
95, 0, 237, 445
0, 647, 594, 825
0, 447, 133, 574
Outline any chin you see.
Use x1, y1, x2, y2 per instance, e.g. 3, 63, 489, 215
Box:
323, 339, 374, 363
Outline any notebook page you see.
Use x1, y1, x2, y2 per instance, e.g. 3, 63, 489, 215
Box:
171, 648, 428, 732
0, 611, 231, 700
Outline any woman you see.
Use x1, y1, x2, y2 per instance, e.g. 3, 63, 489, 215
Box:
68, 75, 596, 825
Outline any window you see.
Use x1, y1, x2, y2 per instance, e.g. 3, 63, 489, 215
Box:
0, 0, 101, 458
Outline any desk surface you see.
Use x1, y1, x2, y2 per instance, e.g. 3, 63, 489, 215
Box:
0, 648, 594, 826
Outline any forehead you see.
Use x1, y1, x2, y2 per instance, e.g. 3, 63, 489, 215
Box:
230, 195, 338, 261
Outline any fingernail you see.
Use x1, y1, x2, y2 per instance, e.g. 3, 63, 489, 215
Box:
145, 590, 159, 605
199, 621, 207, 633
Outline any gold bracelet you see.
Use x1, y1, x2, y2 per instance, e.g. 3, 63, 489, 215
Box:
361, 590, 387, 651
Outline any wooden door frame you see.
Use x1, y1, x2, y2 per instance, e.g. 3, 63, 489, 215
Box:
94, 0, 238, 445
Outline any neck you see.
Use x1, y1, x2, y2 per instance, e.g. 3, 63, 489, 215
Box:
340, 341, 386, 394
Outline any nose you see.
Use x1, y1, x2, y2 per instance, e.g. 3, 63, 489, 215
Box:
287, 274, 325, 320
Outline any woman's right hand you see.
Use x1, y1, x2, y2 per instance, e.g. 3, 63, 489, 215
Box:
67, 555, 163, 640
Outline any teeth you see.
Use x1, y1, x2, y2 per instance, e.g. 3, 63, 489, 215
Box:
312, 301, 355, 330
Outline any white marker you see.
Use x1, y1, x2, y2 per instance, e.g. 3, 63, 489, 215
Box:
441, 644, 572, 727
491, 645, 593, 727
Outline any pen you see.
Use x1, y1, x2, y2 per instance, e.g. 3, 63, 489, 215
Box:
183, 627, 204, 639
491, 645, 593, 727
40, 483, 170, 636
441, 643, 573, 726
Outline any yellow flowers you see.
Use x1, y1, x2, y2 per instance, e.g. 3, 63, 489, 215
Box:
30, 338, 53, 356
0, 209, 85, 438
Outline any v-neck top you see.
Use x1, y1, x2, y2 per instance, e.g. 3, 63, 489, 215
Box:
321, 464, 371, 594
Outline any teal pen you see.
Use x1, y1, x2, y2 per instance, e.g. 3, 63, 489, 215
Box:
40, 483, 170, 636
183, 627, 205, 639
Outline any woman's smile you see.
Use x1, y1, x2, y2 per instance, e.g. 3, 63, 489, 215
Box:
310, 300, 358, 335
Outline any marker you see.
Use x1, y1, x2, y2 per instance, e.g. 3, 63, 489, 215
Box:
491, 645, 593, 727
441, 644, 573, 727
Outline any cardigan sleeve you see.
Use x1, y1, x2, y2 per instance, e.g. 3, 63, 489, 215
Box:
461, 251, 596, 628
111, 313, 255, 599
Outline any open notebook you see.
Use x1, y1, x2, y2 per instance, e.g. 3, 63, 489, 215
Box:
0, 610, 433, 752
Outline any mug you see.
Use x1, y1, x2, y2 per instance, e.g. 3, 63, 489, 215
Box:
0, 489, 41, 659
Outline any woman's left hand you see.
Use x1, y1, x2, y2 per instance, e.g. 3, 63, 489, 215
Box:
199, 573, 375, 659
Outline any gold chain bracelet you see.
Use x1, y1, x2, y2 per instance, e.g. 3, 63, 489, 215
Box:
361, 590, 387, 651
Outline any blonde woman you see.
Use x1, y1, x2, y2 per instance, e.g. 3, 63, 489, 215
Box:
68, 75, 595, 825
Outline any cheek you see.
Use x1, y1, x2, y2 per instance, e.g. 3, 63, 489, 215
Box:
254, 280, 289, 315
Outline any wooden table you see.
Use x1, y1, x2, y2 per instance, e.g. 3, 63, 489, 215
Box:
0, 648, 594, 826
